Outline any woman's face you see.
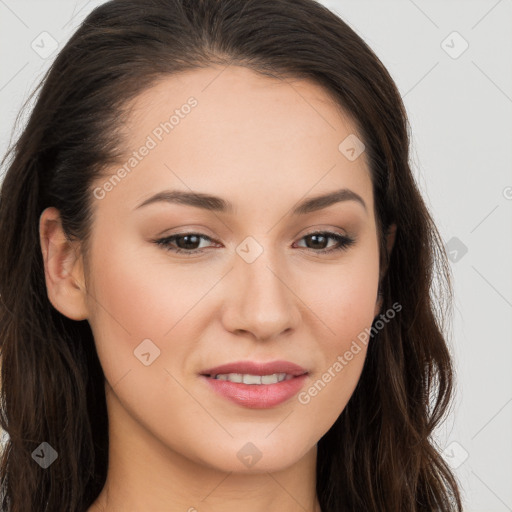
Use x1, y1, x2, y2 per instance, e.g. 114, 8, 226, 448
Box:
77, 66, 384, 473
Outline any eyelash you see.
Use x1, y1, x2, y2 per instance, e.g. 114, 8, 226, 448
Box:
154, 231, 355, 256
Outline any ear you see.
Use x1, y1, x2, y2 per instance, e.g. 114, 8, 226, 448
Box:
374, 223, 397, 317
39, 207, 89, 321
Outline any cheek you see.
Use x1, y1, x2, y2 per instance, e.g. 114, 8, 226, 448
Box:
84, 232, 216, 385
90, 258, 206, 337
293, 241, 380, 427
302, 241, 380, 349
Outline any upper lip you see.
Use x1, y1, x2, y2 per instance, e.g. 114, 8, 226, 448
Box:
200, 360, 308, 377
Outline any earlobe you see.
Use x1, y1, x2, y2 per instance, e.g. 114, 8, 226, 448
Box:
39, 207, 89, 321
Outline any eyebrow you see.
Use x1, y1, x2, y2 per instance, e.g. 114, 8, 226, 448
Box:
134, 188, 367, 215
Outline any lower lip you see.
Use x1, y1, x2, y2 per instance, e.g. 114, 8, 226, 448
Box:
200, 374, 308, 409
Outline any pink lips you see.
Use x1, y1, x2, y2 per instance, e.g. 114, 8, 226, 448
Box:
200, 360, 308, 377
199, 360, 309, 409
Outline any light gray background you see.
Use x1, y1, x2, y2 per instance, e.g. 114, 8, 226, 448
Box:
1, 1, 511, 510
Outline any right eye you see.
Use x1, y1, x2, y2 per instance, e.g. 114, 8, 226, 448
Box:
154, 233, 219, 255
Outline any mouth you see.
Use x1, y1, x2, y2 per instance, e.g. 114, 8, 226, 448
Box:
204, 372, 297, 384
199, 359, 308, 382
199, 360, 309, 408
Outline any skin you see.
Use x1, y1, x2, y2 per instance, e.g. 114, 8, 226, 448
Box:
39, 65, 396, 512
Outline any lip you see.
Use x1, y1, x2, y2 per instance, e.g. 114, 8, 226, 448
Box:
200, 360, 308, 377
199, 360, 309, 409
200, 374, 309, 409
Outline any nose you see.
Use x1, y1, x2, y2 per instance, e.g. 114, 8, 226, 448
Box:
220, 248, 301, 341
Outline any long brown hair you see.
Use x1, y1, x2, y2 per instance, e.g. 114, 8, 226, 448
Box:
0, 0, 463, 510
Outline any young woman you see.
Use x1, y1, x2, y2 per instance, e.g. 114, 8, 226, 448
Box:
0, 0, 463, 510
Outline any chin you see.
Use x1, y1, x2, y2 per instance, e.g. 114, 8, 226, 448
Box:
196, 438, 314, 474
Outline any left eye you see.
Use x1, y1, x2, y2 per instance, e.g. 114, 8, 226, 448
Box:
154, 231, 355, 256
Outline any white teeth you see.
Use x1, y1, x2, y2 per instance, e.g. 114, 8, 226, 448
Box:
243, 374, 262, 384
212, 372, 289, 384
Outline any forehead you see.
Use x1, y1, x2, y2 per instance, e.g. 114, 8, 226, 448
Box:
93, 65, 373, 220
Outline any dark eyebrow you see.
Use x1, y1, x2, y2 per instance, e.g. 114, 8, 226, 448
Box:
291, 188, 367, 215
134, 188, 367, 215
134, 190, 235, 213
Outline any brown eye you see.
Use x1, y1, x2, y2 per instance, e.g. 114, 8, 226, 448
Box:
154, 231, 355, 257
155, 233, 216, 254
294, 231, 355, 254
